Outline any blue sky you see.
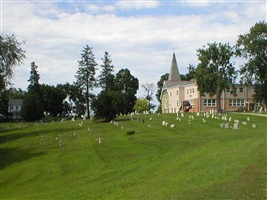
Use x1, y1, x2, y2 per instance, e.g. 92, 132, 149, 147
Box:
1, 0, 266, 100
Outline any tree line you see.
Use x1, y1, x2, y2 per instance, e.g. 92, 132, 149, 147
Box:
1, 46, 139, 121
0, 21, 266, 120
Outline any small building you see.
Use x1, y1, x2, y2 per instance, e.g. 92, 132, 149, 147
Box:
8, 99, 23, 119
160, 53, 257, 113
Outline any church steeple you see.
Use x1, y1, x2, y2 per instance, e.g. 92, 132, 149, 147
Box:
168, 53, 181, 81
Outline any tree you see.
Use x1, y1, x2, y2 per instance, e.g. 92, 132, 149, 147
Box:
141, 82, 155, 112
133, 98, 149, 113
114, 69, 139, 114
75, 45, 98, 119
195, 42, 236, 113
8, 87, 26, 99
27, 62, 41, 92
98, 52, 115, 90
236, 21, 267, 105
0, 33, 26, 91
41, 84, 67, 117
91, 90, 118, 121
58, 83, 86, 117
21, 62, 44, 121
156, 73, 169, 103
180, 64, 196, 81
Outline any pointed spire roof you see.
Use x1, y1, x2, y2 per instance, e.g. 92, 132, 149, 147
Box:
168, 53, 181, 81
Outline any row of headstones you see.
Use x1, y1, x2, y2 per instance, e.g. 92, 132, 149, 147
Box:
220, 122, 256, 129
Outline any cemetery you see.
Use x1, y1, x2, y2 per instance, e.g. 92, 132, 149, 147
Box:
0, 112, 266, 199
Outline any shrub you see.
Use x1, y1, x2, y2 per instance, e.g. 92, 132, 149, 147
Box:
126, 131, 135, 135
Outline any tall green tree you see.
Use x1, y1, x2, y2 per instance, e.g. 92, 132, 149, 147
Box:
75, 45, 98, 119
98, 52, 115, 90
115, 69, 139, 114
0, 33, 26, 91
28, 62, 41, 92
0, 34, 26, 115
236, 21, 267, 105
195, 42, 236, 113
21, 62, 44, 121
91, 90, 118, 121
58, 83, 86, 117
41, 84, 67, 117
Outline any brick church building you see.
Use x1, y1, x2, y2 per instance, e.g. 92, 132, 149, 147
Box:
160, 53, 259, 113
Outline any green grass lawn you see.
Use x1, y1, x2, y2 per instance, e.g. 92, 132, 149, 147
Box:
0, 112, 266, 199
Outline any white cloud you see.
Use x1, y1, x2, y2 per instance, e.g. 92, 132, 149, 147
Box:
180, 0, 214, 7
115, 0, 161, 10
2, 1, 266, 100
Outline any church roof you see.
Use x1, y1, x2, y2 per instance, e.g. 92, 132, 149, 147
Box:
168, 53, 181, 81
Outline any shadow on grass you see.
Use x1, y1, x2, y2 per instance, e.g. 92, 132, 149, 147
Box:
0, 147, 46, 170
0, 126, 76, 145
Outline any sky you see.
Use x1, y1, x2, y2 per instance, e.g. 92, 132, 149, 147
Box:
1, 0, 266, 100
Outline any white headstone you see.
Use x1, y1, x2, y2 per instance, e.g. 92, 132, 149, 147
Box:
224, 123, 229, 129
233, 123, 239, 129
234, 120, 239, 123
170, 124, 175, 128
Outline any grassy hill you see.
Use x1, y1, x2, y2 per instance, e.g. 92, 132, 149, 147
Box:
0, 112, 266, 199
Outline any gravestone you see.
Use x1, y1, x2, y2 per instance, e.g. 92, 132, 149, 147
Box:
233, 123, 239, 129
224, 123, 229, 129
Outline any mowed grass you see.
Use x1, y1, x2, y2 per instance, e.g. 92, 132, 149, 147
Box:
0, 113, 266, 200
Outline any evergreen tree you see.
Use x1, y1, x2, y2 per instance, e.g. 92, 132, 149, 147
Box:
28, 62, 41, 92
75, 45, 97, 119
98, 52, 115, 90
195, 42, 236, 113
21, 62, 44, 121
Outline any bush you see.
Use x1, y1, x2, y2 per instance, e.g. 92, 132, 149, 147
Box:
126, 131, 135, 135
